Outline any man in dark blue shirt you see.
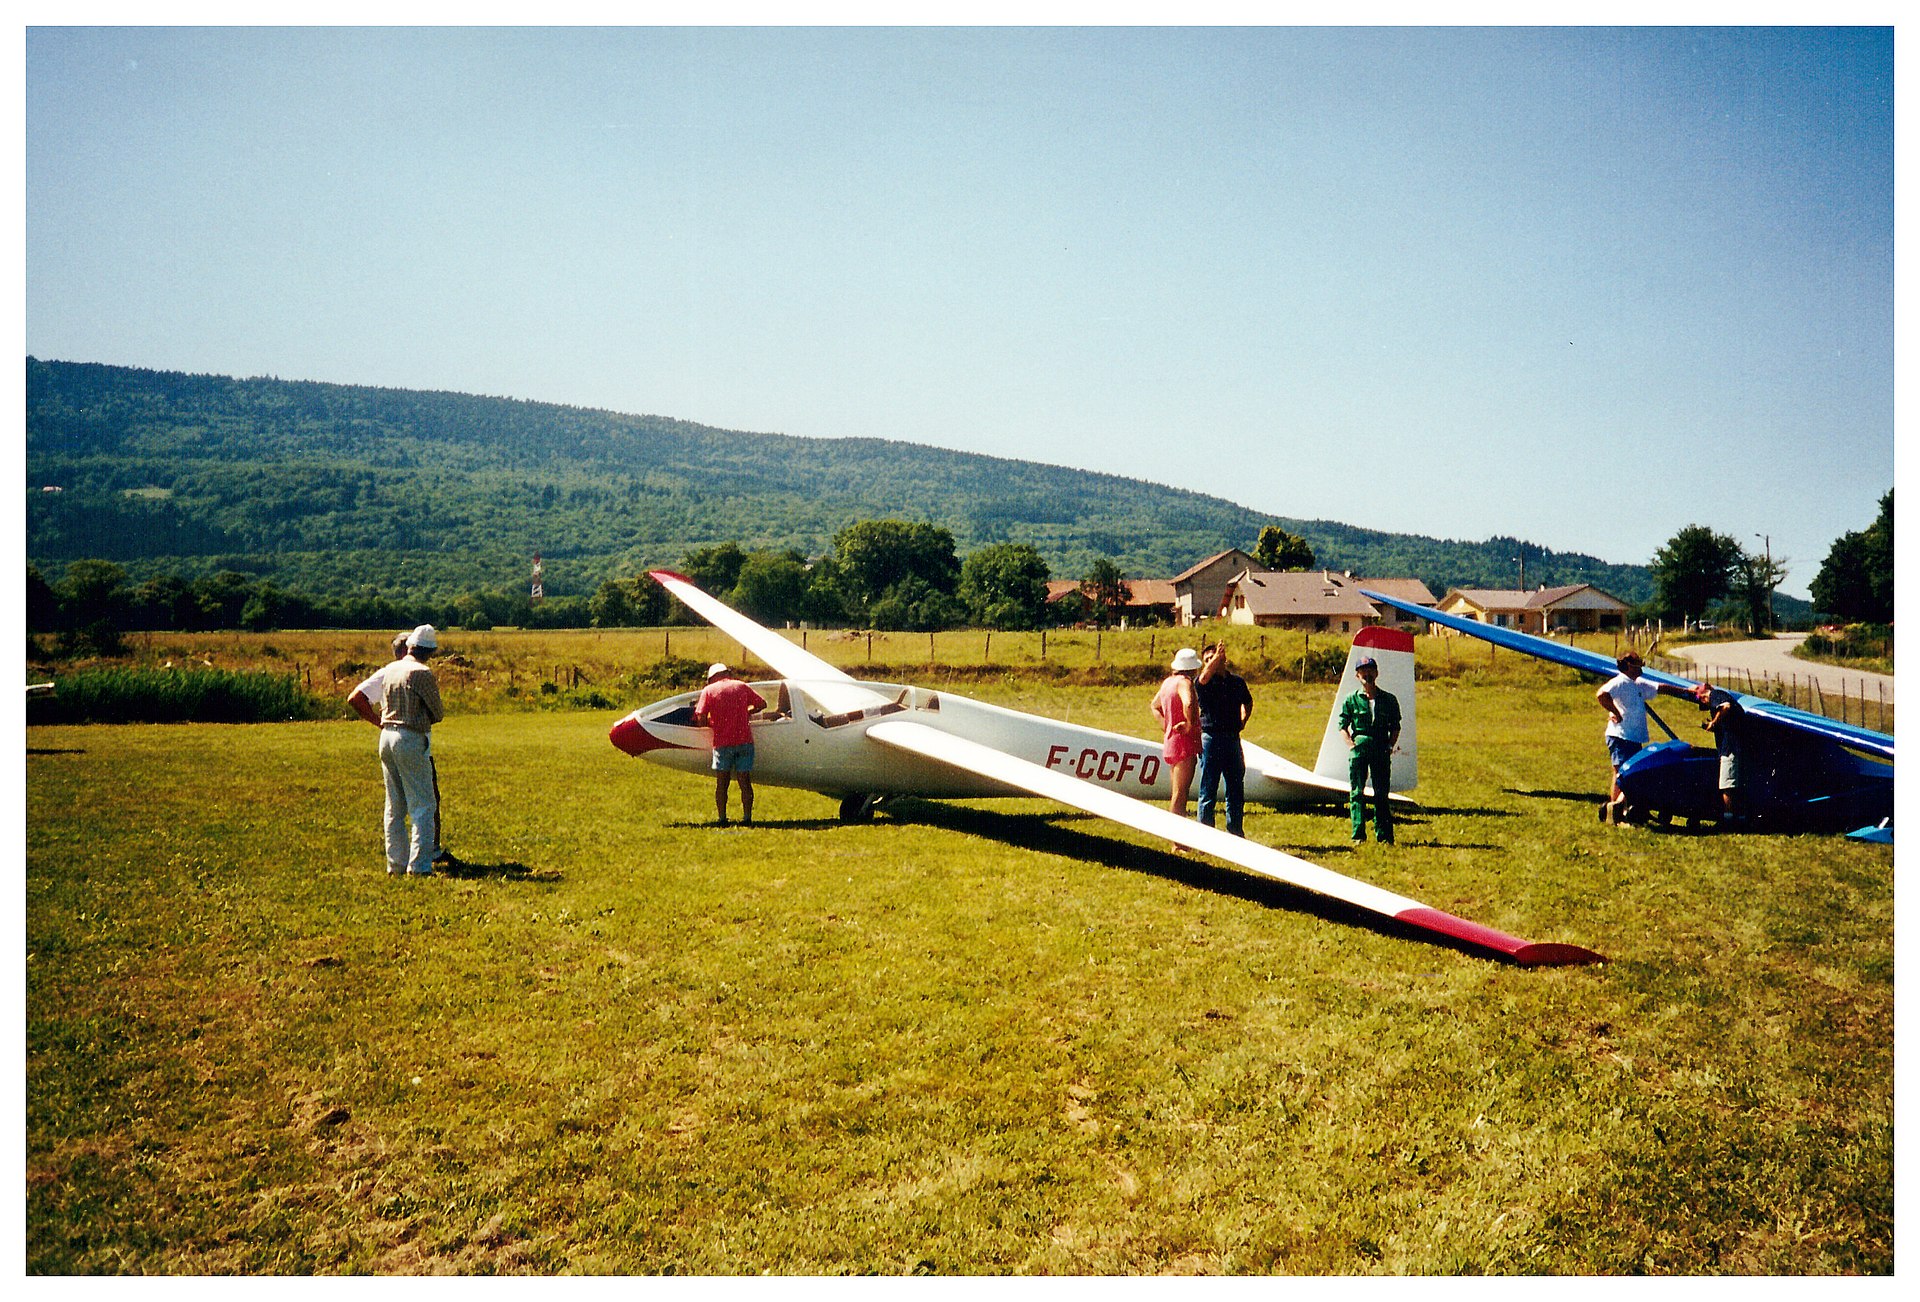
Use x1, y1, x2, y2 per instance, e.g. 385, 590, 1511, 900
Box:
1694, 682, 1747, 826
1195, 642, 1255, 837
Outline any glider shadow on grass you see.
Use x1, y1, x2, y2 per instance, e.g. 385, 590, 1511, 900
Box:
886, 798, 1542, 966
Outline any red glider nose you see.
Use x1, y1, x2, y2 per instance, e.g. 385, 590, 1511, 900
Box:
610, 715, 681, 757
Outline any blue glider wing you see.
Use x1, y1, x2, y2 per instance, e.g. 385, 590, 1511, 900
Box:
1360, 589, 1893, 764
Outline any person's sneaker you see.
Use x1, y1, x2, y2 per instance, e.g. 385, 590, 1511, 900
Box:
432, 849, 457, 869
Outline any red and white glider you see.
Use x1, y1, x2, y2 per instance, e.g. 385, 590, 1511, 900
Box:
611, 570, 1603, 967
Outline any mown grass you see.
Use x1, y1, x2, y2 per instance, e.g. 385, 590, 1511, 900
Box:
25, 677, 1891, 1274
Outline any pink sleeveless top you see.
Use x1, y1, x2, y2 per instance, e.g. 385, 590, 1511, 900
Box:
1153, 675, 1199, 764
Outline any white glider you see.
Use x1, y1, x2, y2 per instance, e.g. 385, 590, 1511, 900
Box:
611, 570, 1602, 967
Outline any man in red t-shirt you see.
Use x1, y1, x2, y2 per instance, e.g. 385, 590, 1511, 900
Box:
692, 663, 766, 826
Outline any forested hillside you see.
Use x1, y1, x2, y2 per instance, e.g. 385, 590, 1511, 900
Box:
26, 357, 1655, 605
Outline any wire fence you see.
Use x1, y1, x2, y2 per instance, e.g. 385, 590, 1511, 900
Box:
1648, 654, 1894, 735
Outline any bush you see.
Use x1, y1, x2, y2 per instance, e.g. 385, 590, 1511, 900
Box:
1804, 623, 1892, 660
1293, 643, 1353, 683
25, 667, 331, 724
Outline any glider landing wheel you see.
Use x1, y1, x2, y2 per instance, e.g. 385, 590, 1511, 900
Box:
838, 794, 876, 824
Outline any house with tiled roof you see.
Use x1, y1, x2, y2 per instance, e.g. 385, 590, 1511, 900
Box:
1169, 549, 1256, 627
1435, 583, 1629, 634
1216, 570, 1438, 633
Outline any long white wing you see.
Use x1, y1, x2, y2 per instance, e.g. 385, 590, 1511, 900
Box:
650, 569, 890, 716
866, 718, 1602, 967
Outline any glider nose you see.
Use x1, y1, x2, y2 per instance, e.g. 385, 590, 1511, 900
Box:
610, 715, 679, 757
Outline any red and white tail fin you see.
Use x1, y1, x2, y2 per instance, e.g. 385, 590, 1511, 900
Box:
1312, 626, 1418, 793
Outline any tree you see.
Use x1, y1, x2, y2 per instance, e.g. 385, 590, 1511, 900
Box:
730, 550, 812, 626
60, 559, 129, 628
681, 542, 748, 597
1254, 525, 1314, 572
589, 578, 639, 628
958, 543, 1051, 630
830, 520, 961, 620
801, 556, 851, 627
1650, 525, 1742, 623
1810, 490, 1892, 623
1728, 547, 1790, 633
26, 565, 61, 634
1080, 557, 1129, 628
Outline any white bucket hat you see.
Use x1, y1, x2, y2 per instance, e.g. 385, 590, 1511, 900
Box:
407, 624, 439, 651
706, 662, 730, 680
1171, 648, 1202, 672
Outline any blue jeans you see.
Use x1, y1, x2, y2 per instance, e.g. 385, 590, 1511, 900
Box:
1196, 732, 1246, 835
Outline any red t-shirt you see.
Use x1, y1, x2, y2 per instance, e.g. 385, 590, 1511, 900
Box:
695, 678, 763, 748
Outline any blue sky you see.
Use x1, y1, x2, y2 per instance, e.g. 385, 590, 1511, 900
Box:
24, 25, 1895, 599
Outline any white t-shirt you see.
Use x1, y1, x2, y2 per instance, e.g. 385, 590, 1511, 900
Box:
1601, 673, 1660, 743
352, 669, 386, 705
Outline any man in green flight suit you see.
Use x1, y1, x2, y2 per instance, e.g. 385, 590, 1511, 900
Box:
1338, 655, 1402, 844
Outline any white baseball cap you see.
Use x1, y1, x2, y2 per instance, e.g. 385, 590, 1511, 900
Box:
706, 662, 730, 680
407, 624, 439, 650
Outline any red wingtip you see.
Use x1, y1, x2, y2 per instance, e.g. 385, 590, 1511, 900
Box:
1395, 907, 1605, 967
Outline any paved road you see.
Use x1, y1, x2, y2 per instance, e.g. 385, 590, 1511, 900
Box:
1668, 633, 1894, 708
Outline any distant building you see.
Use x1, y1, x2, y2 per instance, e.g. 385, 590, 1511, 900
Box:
1434, 583, 1630, 634
1045, 578, 1177, 625
1216, 570, 1438, 633
1170, 549, 1257, 627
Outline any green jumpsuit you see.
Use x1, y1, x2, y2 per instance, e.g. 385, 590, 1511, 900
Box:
1338, 686, 1401, 842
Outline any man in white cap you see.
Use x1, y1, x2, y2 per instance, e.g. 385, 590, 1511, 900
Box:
348, 632, 454, 869
692, 663, 765, 827
376, 624, 446, 875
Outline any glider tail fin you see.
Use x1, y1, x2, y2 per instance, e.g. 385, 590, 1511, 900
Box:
1312, 626, 1418, 793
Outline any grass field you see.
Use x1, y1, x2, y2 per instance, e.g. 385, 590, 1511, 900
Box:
25, 674, 1893, 1274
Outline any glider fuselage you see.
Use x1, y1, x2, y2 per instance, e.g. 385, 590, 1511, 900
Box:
610, 678, 1340, 806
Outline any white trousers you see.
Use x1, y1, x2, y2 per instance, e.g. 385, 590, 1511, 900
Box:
379, 727, 438, 875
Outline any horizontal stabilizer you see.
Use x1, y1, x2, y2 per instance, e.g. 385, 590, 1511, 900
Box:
867, 718, 1602, 967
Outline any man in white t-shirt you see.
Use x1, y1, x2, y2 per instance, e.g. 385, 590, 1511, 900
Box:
347, 630, 454, 871
1596, 650, 1693, 824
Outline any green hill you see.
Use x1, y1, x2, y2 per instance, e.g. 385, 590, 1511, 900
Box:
27, 356, 1660, 606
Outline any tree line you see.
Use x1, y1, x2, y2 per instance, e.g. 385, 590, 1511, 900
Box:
31, 517, 1290, 655
1648, 490, 1891, 630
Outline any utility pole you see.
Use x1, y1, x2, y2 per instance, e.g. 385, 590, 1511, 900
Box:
1512, 552, 1526, 591
1753, 533, 1773, 633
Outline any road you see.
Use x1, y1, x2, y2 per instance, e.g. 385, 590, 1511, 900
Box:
1668, 633, 1894, 709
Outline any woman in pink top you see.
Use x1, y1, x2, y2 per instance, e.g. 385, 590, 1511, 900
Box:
1152, 648, 1203, 845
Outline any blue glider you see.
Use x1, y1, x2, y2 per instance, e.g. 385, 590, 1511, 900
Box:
1361, 590, 1893, 836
